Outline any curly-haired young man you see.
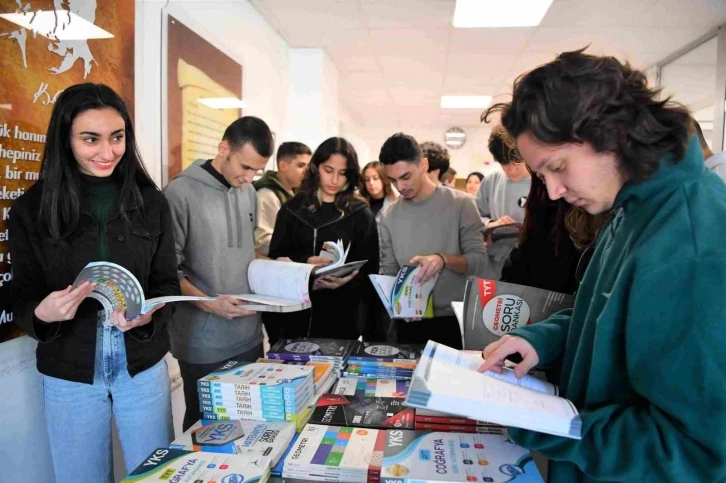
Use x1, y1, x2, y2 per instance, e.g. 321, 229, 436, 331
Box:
479, 49, 726, 482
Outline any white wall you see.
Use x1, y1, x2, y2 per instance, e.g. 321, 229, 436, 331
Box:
340, 124, 502, 179
282, 48, 340, 154
135, 0, 292, 184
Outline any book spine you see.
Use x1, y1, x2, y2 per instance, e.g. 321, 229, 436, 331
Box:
414, 415, 482, 425
414, 422, 506, 434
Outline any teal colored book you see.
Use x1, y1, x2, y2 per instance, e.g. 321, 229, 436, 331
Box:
121, 447, 271, 482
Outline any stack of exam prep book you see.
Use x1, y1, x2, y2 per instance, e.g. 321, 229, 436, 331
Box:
267, 338, 355, 377
197, 359, 316, 427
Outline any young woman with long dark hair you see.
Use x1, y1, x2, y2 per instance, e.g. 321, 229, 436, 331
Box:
360, 161, 398, 220
9, 83, 179, 482
268, 137, 379, 340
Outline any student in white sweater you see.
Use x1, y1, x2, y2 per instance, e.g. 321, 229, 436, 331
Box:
476, 127, 531, 279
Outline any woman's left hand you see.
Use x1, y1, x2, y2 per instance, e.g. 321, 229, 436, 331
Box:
110, 304, 165, 332
313, 270, 359, 290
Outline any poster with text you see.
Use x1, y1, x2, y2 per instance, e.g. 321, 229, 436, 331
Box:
166, 15, 243, 182
0, 0, 134, 343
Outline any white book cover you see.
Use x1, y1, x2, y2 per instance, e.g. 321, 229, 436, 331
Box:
169, 420, 295, 467
369, 265, 438, 319
282, 424, 382, 482
405, 341, 581, 440
121, 447, 271, 482
334, 377, 411, 398
230, 259, 314, 312
198, 360, 315, 398
380, 429, 544, 482
315, 239, 368, 278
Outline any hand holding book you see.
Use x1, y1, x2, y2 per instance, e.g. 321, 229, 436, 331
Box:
477, 334, 541, 378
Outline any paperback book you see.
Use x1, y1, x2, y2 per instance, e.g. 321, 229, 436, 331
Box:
266, 338, 355, 375
404, 341, 580, 439
309, 394, 416, 430
315, 239, 369, 278
282, 424, 384, 483
379, 429, 544, 482
333, 377, 411, 399
369, 265, 438, 319
72, 262, 213, 324
229, 259, 315, 313
413, 422, 506, 434
121, 448, 271, 482
169, 420, 295, 466
462, 277, 574, 349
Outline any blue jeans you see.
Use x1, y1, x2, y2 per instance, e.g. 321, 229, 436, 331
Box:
43, 317, 173, 482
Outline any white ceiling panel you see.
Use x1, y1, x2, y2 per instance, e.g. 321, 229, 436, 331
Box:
248, 0, 726, 129
359, 0, 456, 29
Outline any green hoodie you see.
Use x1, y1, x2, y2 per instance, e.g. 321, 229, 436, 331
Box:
509, 136, 726, 483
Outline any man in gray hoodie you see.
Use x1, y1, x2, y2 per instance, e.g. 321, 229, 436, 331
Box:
163, 116, 274, 430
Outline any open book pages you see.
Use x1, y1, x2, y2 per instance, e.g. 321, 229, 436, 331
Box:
405, 341, 581, 440
230, 259, 313, 312
315, 239, 368, 278
369, 265, 438, 319
463, 278, 575, 350
72, 262, 214, 324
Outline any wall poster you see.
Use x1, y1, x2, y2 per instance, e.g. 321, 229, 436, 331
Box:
166, 15, 243, 182
0, 0, 135, 343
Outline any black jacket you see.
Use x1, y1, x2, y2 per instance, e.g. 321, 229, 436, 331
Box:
9, 180, 180, 384
268, 195, 379, 340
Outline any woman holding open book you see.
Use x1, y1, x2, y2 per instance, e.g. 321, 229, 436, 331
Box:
8, 84, 179, 482
268, 137, 379, 340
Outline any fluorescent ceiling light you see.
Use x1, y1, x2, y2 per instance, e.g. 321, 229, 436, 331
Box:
0, 10, 114, 40
445, 132, 467, 139
441, 95, 492, 109
197, 97, 247, 109
453, 0, 553, 28
0, 104, 11, 111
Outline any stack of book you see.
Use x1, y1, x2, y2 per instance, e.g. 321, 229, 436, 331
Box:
169, 419, 296, 466
257, 358, 336, 402
266, 338, 355, 377
122, 448, 271, 482
414, 408, 505, 434
280, 425, 544, 483
197, 359, 316, 428
282, 424, 384, 483
341, 342, 422, 380
308, 394, 416, 430
333, 377, 411, 398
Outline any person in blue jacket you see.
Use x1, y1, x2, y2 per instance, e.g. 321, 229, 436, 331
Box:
479, 49, 726, 482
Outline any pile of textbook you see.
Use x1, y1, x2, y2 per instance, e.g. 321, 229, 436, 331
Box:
197, 359, 316, 430
341, 342, 422, 380
266, 338, 355, 377
257, 357, 336, 402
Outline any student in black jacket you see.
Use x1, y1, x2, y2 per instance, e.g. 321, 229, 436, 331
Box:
9, 84, 179, 482
268, 137, 379, 341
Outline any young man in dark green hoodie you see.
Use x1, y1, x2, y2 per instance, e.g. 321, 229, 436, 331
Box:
479, 50, 726, 482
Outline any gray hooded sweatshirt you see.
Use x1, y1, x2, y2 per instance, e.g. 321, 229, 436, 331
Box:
163, 159, 263, 364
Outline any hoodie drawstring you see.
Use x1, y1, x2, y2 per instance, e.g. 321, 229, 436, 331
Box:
224, 190, 234, 248
234, 190, 243, 248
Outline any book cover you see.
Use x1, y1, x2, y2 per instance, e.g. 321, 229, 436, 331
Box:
344, 364, 414, 376
197, 360, 315, 399
169, 419, 295, 466
462, 278, 574, 350
121, 447, 271, 482
267, 338, 355, 362
282, 424, 384, 483
309, 394, 415, 430
333, 377, 411, 398
379, 430, 544, 482
369, 265, 437, 319
256, 358, 334, 389
348, 342, 424, 362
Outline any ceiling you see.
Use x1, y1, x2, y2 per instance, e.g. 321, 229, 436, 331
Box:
249, 0, 726, 128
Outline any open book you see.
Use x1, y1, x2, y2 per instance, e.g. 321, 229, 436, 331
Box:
229, 259, 314, 313
369, 265, 437, 319
463, 277, 575, 350
72, 262, 214, 321
405, 340, 581, 439
314, 239, 368, 278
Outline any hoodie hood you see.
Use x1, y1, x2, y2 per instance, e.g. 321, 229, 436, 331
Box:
174, 159, 246, 248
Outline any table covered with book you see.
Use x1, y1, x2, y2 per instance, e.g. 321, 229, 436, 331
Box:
122, 336, 576, 482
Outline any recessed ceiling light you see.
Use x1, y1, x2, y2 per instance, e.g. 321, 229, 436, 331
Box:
0, 10, 114, 40
197, 97, 247, 109
453, 0, 553, 28
441, 95, 492, 109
